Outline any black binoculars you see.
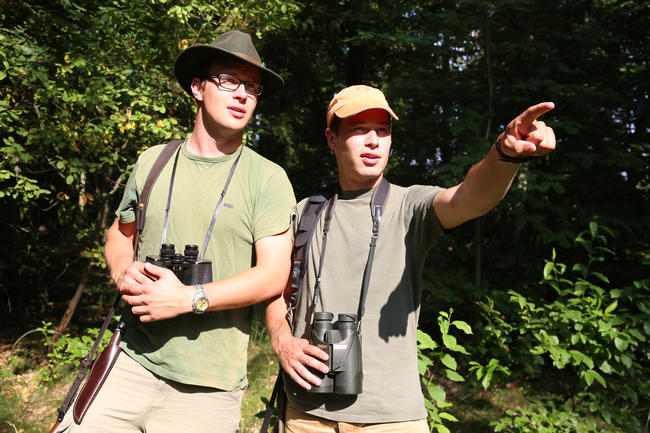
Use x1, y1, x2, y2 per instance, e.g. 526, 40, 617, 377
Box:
145, 243, 212, 285
307, 312, 363, 395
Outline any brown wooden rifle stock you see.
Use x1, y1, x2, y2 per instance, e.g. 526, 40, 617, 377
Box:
48, 295, 120, 432
72, 321, 125, 423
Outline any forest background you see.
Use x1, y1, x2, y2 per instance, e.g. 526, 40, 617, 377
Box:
1, 0, 648, 432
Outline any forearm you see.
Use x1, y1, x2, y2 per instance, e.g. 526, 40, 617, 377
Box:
104, 218, 136, 285
434, 142, 520, 229
203, 264, 290, 312
265, 292, 293, 352
457, 142, 521, 215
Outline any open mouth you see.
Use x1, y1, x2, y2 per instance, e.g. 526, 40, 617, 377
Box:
360, 153, 380, 165
227, 105, 246, 118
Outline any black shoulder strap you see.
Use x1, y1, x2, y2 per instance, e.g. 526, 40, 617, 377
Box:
260, 188, 333, 433
134, 139, 183, 245
287, 188, 333, 328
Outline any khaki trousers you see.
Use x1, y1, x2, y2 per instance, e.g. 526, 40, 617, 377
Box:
56, 351, 243, 433
285, 403, 429, 433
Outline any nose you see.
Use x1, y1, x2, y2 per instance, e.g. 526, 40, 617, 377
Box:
365, 129, 379, 148
233, 83, 248, 101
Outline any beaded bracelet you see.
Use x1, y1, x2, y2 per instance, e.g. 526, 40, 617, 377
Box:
495, 133, 533, 164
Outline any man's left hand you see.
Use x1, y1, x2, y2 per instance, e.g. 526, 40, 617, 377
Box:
120, 262, 194, 322
500, 102, 556, 158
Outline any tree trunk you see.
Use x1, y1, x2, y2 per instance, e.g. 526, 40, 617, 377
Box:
50, 262, 91, 348
475, 7, 496, 288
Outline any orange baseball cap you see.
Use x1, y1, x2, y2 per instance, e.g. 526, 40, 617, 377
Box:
326, 85, 399, 128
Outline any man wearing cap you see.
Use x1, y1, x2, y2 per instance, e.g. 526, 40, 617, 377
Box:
56, 30, 295, 432
265, 85, 556, 431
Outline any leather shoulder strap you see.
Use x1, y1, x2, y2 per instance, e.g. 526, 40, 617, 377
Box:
134, 139, 183, 235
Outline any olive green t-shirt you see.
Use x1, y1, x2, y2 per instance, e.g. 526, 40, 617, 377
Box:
286, 183, 444, 422
116, 141, 295, 390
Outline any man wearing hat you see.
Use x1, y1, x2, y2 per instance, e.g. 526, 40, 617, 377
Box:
57, 30, 295, 432
265, 85, 556, 431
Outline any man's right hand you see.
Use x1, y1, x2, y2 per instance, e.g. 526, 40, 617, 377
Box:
115, 260, 155, 292
273, 332, 330, 390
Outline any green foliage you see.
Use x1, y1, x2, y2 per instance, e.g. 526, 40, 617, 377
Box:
475, 220, 650, 432
418, 309, 472, 433
468, 357, 511, 391
36, 321, 113, 383
493, 402, 618, 433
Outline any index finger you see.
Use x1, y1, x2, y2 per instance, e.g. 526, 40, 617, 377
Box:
519, 101, 555, 127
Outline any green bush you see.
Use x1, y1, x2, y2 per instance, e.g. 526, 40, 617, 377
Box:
492, 402, 618, 433
418, 309, 472, 433
36, 321, 113, 383
472, 220, 650, 432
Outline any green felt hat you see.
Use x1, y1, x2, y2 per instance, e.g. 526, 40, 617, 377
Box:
174, 30, 284, 98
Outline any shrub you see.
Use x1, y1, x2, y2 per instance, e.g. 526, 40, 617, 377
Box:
472, 220, 650, 432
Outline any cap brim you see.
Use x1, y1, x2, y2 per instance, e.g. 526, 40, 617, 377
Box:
174, 45, 284, 99
335, 104, 398, 121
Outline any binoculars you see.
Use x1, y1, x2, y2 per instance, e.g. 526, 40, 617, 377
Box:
145, 243, 212, 285
307, 312, 362, 395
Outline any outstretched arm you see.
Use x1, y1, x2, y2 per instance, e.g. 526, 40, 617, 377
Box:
265, 289, 329, 390
434, 102, 556, 229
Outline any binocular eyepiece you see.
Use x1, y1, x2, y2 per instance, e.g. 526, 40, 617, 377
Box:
145, 244, 212, 285
306, 312, 363, 395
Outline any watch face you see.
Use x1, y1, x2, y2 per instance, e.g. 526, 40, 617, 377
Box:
195, 296, 209, 313
193, 285, 209, 313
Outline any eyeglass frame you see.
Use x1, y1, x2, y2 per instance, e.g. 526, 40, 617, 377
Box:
201, 73, 263, 96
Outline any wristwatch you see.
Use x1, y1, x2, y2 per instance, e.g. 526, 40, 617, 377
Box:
192, 284, 209, 314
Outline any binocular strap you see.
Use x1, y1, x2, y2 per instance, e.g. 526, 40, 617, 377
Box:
311, 178, 390, 329
157, 145, 243, 260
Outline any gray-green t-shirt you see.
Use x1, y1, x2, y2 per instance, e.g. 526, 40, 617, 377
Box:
286, 183, 444, 422
116, 141, 295, 390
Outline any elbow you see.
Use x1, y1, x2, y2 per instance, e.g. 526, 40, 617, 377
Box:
261, 265, 291, 300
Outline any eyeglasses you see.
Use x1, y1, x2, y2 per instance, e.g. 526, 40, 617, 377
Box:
202, 73, 263, 96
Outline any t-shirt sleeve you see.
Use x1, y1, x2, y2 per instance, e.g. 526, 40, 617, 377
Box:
114, 145, 164, 224
404, 185, 446, 247
115, 165, 140, 224
252, 168, 296, 241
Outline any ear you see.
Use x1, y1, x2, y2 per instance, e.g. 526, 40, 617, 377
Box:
325, 128, 336, 151
190, 77, 205, 102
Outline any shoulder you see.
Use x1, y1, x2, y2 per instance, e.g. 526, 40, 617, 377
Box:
388, 182, 445, 204
386, 183, 446, 224
241, 146, 286, 175
295, 186, 334, 217
132, 143, 170, 172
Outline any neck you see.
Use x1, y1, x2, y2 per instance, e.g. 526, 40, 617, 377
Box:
338, 174, 384, 192
189, 109, 244, 157
187, 128, 242, 157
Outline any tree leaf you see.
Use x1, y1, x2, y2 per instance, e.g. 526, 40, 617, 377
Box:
451, 320, 472, 334
604, 300, 618, 315
614, 337, 629, 352
427, 384, 446, 404
440, 353, 457, 370
444, 368, 464, 382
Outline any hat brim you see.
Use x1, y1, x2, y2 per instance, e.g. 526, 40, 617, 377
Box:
174, 45, 284, 99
